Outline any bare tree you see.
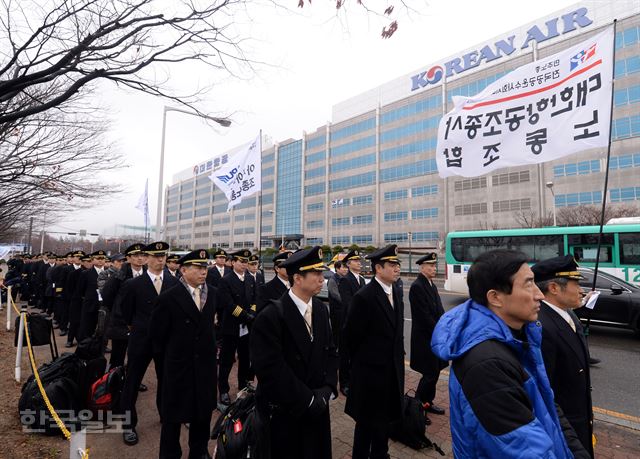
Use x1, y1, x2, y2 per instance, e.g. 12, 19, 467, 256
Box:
514, 210, 554, 228
0, 89, 124, 240
557, 203, 640, 227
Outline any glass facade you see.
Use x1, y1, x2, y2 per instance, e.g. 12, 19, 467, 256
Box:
276, 140, 302, 235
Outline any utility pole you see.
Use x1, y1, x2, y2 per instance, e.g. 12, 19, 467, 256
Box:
26, 217, 34, 253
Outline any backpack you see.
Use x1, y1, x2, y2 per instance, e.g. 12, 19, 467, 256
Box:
18, 354, 83, 436
88, 366, 125, 413
211, 387, 269, 459
389, 392, 444, 455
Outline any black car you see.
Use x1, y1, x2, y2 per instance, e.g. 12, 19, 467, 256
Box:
574, 268, 640, 336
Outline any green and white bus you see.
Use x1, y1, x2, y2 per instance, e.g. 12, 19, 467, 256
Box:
444, 224, 640, 294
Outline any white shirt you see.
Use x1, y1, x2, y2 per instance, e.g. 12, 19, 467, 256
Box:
278, 276, 291, 289
132, 268, 143, 278
216, 265, 225, 276
234, 271, 245, 282
186, 283, 203, 308
544, 300, 576, 332
94, 267, 104, 275
147, 270, 163, 284
288, 289, 312, 319
73, 264, 81, 270
374, 277, 394, 308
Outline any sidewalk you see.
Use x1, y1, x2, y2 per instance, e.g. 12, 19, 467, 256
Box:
3, 308, 640, 458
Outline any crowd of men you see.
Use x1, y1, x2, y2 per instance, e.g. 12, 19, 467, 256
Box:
1, 242, 597, 459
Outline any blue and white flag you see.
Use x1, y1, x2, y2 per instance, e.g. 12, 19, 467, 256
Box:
136, 179, 149, 228
210, 133, 262, 211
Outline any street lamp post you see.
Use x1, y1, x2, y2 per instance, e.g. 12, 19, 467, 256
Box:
408, 231, 413, 274
155, 106, 231, 240
546, 181, 557, 226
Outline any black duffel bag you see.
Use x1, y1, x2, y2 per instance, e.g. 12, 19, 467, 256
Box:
18, 353, 83, 435
14, 312, 53, 347
389, 392, 444, 454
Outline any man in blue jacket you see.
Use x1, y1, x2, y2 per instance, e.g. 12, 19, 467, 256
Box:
431, 249, 588, 458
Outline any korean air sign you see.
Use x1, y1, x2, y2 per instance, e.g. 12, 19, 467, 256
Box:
410, 7, 593, 91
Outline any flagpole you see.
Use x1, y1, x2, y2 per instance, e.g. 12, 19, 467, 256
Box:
257, 130, 263, 265
586, 20, 618, 337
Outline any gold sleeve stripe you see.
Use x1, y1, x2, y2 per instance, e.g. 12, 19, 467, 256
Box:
232, 305, 243, 317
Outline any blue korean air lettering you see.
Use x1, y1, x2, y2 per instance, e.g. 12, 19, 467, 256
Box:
410, 7, 593, 91
217, 167, 238, 184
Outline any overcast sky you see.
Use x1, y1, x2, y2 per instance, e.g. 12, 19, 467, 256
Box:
48, 0, 582, 238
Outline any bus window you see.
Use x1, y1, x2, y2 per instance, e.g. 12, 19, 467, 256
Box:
572, 246, 612, 263
533, 235, 563, 261
619, 233, 640, 265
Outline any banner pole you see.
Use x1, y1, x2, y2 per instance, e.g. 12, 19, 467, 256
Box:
15, 307, 26, 382
257, 130, 263, 265
6, 286, 12, 331
586, 20, 618, 336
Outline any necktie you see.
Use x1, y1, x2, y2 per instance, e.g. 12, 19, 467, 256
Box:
304, 304, 313, 337
194, 287, 201, 311
567, 310, 578, 333
387, 292, 394, 309
153, 276, 162, 295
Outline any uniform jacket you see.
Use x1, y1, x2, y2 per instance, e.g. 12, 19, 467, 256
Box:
103, 264, 145, 341
120, 271, 179, 343
251, 292, 338, 459
327, 273, 343, 313
50, 264, 69, 299
44, 263, 57, 297
150, 282, 218, 423
218, 271, 256, 336
77, 267, 101, 315
206, 265, 231, 288
344, 279, 405, 423
431, 299, 587, 459
337, 271, 365, 314
63, 265, 83, 303
539, 301, 594, 457
409, 274, 448, 375
257, 275, 288, 312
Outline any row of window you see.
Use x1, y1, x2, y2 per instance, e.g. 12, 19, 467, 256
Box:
234, 213, 255, 222
455, 177, 487, 191
233, 227, 255, 235
305, 166, 326, 179
331, 153, 376, 173
492, 171, 530, 186
380, 94, 443, 125
330, 172, 376, 192
612, 115, 640, 140
447, 70, 510, 102
553, 160, 601, 177
384, 232, 439, 243
616, 26, 640, 49
330, 136, 376, 158
380, 159, 438, 183
610, 187, 640, 202
614, 84, 640, 107
493, 198, 531, 213
555, 191, 602, 207
306, 150, 326, 165
609, 153, 640, 170
454, 203, 488, 216
331, 117, 376, 142
380, 137, 437, 162
306, 136, 326, 150
614, 55, 640, 79
379, 115, 441, 144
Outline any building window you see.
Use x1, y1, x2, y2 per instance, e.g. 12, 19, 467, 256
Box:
609, 153, 640, 170
352, 235, 373, 245
305, 182, 326, 196
329, 136, 376, 158
610, 187, 640, 203
380, 137, 437, 162
454, 177, 487, 191
307, 237, 323, 245
352, 195, 374, 206
331, 154, 376, 173
331, 117, 376, 142
612, 114, 640, 140
384, 233, 408, 243
454, 203, 488, 216
555, 191, 602, 207
411, 208, 439, 219
412, 232, 439, 242
352, 215, 373, 225
331, 198, 350, 208
553, 160, 600, 177
330, 172, 376, 192
332, 217, 350, 227
306, 166, 326, 179
307, 220, 324, 229
614, 84, 640, 107
306, 150, 326, 164
306, 136, 326, 150
412, 184, 438, 197
380, 94, 442, 125
384, 189, 408, 201
307, 202, 324, 212
194, 207, 210, 217
384, 211, 408, 222
380, 159, 437, 183
493, 198, 531, 213
492, 170, 530, 186
262, 165, 275, 176
380, 115, 441, 144
615, 26, 639, 49
332, 236, 350, 245
179, 210, 192, 219
276, 140, 303, 235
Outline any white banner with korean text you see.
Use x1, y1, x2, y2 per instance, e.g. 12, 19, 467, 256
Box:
210, 133, 262, 211
436, 26, 614, 178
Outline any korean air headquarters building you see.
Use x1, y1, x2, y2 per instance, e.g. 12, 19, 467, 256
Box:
164, 0, 640, 252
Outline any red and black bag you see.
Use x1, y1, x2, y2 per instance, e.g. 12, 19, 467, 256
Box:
88, 366, 125, 413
